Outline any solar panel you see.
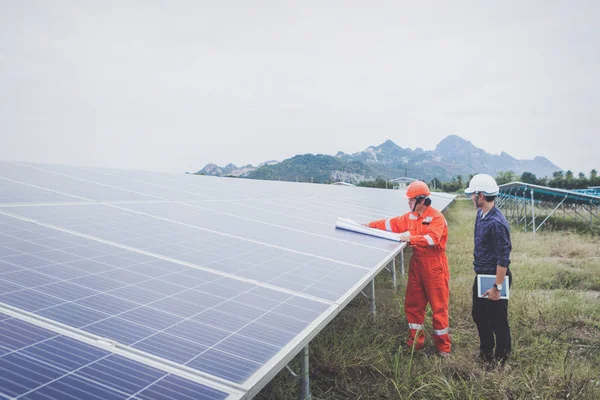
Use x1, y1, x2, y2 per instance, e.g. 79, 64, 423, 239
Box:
0, 204, 390, 300
0, 161, 154, 202
0, 311, 240, 399
0, 160, 455, 398
0, 213, 334, 386
0, 178, 86, 205
20, 162, 211, 201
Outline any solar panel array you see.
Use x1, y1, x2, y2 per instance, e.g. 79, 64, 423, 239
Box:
0, 161, 455, 399
0, 310, 234, 400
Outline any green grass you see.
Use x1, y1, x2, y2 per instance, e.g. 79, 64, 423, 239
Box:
523, 213, 600, 236
256, 200, 600, 399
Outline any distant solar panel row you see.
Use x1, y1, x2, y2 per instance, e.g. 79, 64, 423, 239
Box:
0, 160, 455, 399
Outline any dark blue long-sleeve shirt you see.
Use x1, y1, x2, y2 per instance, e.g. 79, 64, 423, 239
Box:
473, 206, 512, 273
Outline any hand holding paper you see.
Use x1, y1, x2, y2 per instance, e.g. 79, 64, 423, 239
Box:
398, 231, 411, 242
335, 217, 409, 242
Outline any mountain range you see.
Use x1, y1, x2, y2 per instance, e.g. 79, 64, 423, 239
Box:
197, 135, 561, 184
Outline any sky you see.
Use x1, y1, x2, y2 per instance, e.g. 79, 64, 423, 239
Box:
1, 1, 598, 174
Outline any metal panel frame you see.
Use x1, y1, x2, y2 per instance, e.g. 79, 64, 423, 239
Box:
498, 182, 600, 234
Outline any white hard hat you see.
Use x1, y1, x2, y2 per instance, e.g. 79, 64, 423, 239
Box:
464, 174, 499, 196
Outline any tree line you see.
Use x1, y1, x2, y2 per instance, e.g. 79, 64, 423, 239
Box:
494, 169, 599, 190
357, 169, 599, 192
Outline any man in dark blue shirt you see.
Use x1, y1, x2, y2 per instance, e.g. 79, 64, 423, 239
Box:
465, 174, 512, 364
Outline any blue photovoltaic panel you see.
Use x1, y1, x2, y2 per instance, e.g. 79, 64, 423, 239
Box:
20, 162, 210, 202
0, 161, 157, 202
179, 199, 401, 250
0, 205, 379, 302
0, 161, 455, 398
0, 312, 235, 400
0, 178, 87, 204
4, 201, 393, 268
0, 213, 332, 386
58, 164, 307, 202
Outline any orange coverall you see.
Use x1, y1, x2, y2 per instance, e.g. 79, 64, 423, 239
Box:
369, 206, 450, 353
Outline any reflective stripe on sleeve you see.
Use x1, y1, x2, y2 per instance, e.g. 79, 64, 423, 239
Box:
385, 219, 392, 232
424, 234, 435, 246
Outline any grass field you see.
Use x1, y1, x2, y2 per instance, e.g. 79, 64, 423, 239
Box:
257, 199, 600, 399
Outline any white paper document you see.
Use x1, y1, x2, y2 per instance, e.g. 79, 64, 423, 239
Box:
335, 217, 409, 242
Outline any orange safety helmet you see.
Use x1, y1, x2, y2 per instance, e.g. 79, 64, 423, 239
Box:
405, 180, 431, 199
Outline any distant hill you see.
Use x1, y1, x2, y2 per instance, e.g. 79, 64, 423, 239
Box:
196, 135, 561, 183
197, 160, 279, 177
246, 154, 374, 183
433, 135, 559, 178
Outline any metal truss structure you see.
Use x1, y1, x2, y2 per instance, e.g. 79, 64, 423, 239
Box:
497, 182, 600, 236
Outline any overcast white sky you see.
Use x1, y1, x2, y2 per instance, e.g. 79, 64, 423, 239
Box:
1, 1, 598, 174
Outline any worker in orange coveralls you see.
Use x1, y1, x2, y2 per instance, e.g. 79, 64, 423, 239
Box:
367, 181, 450, 356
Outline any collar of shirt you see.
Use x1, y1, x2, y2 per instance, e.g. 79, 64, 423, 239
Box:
480, 206, 497, 220
413, 206, 433, 220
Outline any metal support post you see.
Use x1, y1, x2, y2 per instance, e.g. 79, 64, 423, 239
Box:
299, 346, 310, 400
536, 195, 568, 231
530, 189, 536, 236
400, 248, 405, 277
517, 198, 520, 223
391, 258, 397, 290
523, 197, 527, 231
572, 206, 587, 223
589, 205, 600, 222
369, 279, 376, 316
520, 198, 524, 225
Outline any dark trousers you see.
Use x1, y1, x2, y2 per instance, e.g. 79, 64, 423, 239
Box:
472, 271, 512, 362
